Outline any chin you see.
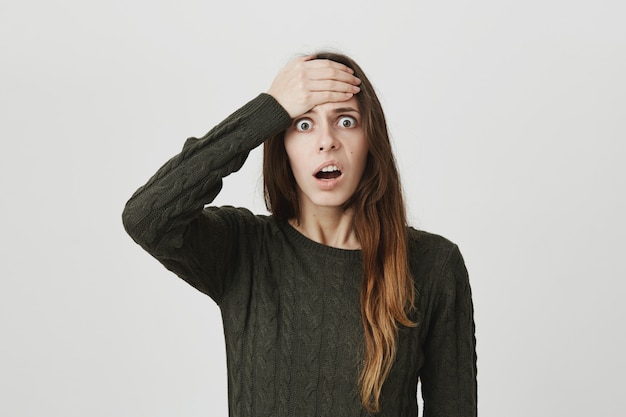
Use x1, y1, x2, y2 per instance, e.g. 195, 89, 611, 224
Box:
297, 182, 359, 212
307, 194, 353, 210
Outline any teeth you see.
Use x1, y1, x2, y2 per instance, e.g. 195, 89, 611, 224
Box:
321, 165, 339, 172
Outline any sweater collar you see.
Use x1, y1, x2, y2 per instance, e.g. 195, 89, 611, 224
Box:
278, 220, 363, 262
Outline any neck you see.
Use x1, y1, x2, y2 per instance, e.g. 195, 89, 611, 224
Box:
290, 206, 361, 250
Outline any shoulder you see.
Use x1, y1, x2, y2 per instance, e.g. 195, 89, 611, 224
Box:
201, 204, 280, 225
197, 205, 282, 238
407, 227, 461, 270
406, 227, 468, 295
202, 205, 268, 222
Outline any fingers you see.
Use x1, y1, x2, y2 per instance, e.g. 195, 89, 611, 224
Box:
291, 56, 360, 91
304, 58, 359, 84
308, 79, 360, 94
307, 90, 357, 106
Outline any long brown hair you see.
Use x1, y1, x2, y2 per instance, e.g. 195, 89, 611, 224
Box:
263, 52, 415, 413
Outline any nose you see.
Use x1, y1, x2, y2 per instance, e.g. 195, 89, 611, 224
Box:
317, 124, 339, 152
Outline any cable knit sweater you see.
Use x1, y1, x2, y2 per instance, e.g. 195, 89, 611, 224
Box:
122, 93, 477, 417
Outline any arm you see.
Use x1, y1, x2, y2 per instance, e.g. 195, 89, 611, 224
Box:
122, 94, 291, 301
420, 245, 478, 417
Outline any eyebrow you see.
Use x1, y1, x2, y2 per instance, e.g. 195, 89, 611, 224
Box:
332, 107, 360, 114
302, 106, 360, 116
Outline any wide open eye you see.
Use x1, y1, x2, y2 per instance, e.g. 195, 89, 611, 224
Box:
294, 118, 313, 132
337, 116, 357, 128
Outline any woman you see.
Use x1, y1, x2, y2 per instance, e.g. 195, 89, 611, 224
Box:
122, 52, 477, 416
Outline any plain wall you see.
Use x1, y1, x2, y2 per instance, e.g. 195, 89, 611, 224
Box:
1, 1, 624, 416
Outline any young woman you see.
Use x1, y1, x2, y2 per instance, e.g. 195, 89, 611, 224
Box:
122, 52, 477, 416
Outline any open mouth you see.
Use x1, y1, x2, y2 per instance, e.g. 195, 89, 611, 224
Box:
314, 165, 342, 180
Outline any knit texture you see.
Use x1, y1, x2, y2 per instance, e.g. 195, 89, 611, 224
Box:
122, 93, 477, 417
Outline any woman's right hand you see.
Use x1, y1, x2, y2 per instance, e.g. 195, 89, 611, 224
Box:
268, 54, 361, 118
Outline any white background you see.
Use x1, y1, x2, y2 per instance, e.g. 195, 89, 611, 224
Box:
1, 1, 624, 416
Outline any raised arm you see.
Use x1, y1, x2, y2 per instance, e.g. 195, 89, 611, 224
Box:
122, 94, 291, 299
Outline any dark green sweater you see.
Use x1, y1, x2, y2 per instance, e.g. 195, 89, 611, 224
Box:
122, 93, 477, 417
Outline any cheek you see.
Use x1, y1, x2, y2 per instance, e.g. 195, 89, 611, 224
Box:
283, 136, 297, 164
283, 131, 303, 156
353, 137, 369, 164
283, 140, 307, 179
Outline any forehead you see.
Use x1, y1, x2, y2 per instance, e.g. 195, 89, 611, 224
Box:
306, 97, 360, 115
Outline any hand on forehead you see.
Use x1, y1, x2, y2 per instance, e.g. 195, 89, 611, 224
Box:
268, 55, 362, 118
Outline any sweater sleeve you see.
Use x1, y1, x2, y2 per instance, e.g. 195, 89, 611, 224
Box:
121, 93, 292, 302
420, 245, 478, 417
